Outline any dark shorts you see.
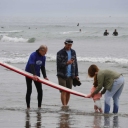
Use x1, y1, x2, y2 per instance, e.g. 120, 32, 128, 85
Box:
58, 77, 73, 92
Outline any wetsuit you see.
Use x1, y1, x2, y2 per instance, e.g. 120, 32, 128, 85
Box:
25, 50, 47, 108
104, 32, 109, 36
113, 32, 118, 36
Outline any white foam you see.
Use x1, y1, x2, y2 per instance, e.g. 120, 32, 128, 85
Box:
77, 56, 128, 64
61, 31, 79, 34
1, 35, 28, 43
0, 30, 23, 33
0, 55, 128, 64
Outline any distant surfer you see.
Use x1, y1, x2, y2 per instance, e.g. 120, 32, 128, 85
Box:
113, 29, 118, 36
77, 23, 79, 26
103, 30, 109, 36
79, 29, 81, 32
25, 45, 49, 109
56, 39, 79, 106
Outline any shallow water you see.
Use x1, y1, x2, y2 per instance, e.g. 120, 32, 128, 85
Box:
0, 62, 128, 127
0, 16, 128, 127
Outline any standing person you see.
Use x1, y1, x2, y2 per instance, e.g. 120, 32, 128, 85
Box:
103, 30, 109, 36
86, 76, 102, 113
113, 29, 118, 36
87, 64, 124, 114
56, 39, 79, 106
25, 45, 48, 109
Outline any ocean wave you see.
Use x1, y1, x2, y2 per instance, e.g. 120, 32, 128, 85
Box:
0, 30, 23, 33
61, 31, 80, 34
0, 36, 35, 43
0, 55, 128, 64
1, 35, 28, 43
121, 35, 128, 38
0, 33, 8, 36
28, 37, 36, 43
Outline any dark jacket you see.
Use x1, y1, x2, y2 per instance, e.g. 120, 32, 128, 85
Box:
56, 48, 78, 78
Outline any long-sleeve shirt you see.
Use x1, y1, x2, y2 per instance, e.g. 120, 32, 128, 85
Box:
92, 69, 121, 95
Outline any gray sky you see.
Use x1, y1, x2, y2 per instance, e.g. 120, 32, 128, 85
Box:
0, 0, 128, 17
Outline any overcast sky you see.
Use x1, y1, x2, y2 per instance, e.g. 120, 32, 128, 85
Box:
0, 0, 128, 17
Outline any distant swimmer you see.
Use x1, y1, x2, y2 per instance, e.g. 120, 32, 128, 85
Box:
77, 23, 79, 26
103, 30, 109, 36
113, 29, 118, 36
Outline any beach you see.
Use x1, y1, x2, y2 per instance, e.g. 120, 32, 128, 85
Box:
0, 16, 128, 127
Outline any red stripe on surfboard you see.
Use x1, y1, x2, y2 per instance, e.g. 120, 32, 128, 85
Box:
0, 62, 87, 98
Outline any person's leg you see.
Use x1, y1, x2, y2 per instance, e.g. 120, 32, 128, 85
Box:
61, 91, 67, 106
95, 100, 102, 113
104, 91, 113, 113
66, 77, 73, 105
112, 76, 124, 113
34, 81, 43, 108
94, 105, 98, 112
104, 76, 124, 113
99, 108, 103, 113
26, 77, 32, 108
58, 77, 67, 106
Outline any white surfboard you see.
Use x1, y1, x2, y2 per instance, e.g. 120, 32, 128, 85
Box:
0, 61, 87, 98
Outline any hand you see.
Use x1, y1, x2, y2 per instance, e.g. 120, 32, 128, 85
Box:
33, 75, 38, 81
75, 76, 79, 79
67, 59, 74, 65
44, 77, 49, 80
85, 94, 92, 98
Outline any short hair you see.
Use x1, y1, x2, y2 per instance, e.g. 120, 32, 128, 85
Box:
38, 45, 47, 51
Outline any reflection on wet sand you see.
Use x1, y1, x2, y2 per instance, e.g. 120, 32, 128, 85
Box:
93, 114, 102, 128
104, 115, 119, 127
25, 111, 31, 128
92, 113, 119, 128
59, 106, 71, 128
35, 111, 42, 128
25, 110, 42, 128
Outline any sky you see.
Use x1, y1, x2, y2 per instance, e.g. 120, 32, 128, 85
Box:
0, 0, 128, 17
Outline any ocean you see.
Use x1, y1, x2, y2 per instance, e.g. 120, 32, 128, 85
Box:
0, 16, 128, 128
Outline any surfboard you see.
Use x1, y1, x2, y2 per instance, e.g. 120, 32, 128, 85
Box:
0, 61, 87, 98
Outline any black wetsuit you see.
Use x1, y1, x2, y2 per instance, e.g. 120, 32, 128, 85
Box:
25, 50, 47, 108
104, 32, 109, 36
113, 32, 118, 36
26, 77, 43, 108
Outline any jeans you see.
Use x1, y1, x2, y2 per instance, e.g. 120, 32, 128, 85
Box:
104, 75, 124, 113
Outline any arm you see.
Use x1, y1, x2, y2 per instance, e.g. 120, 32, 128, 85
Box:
41, 66, 48, 80
75, 54, 78, 77
91, 73, 104, 96
29, 54, 38, 81
30, 64, 36, 75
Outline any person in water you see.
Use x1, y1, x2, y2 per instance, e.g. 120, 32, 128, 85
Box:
25, 45, 49, 109
113, 29, 118, 36
103, 30, 109, 36
56, 39, 79, 106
